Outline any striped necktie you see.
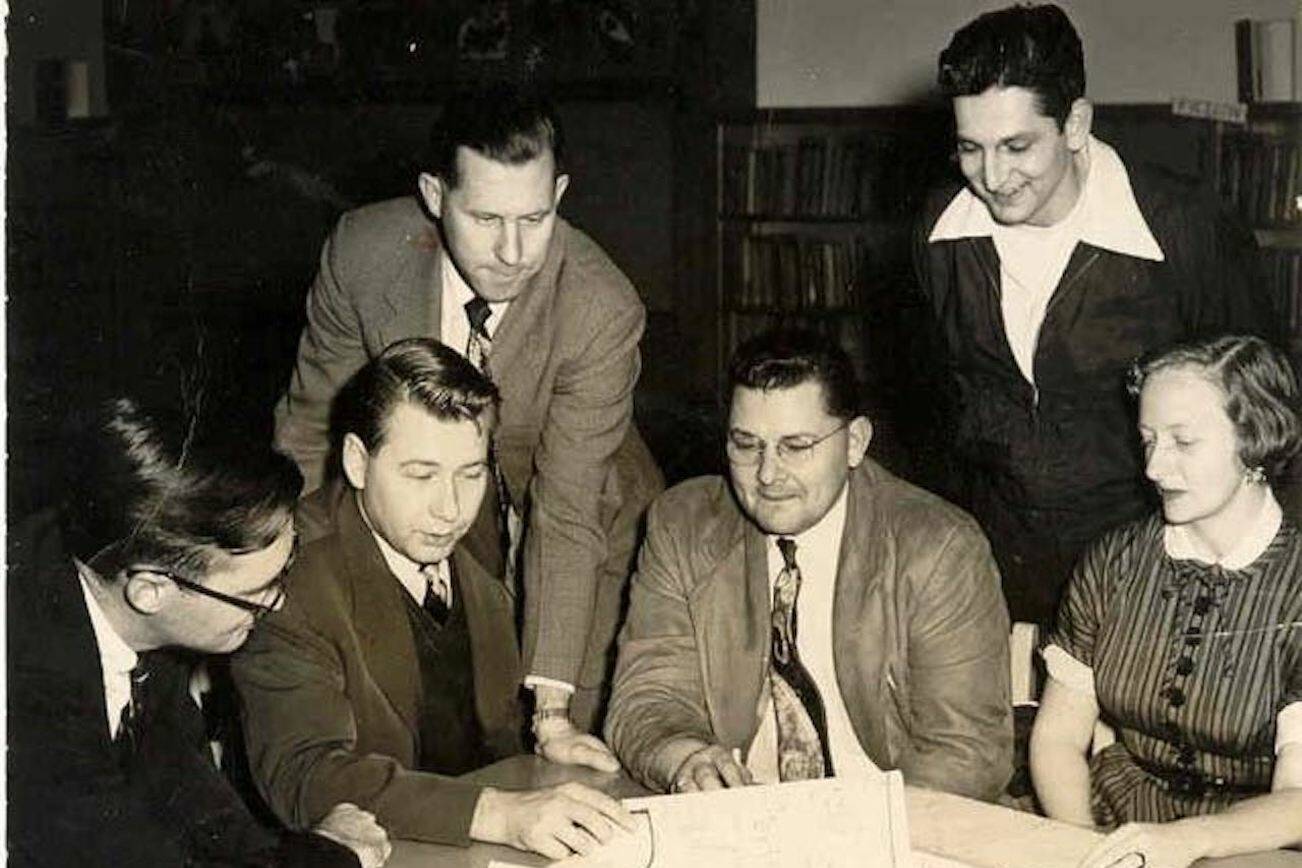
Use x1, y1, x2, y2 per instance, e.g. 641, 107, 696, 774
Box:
463, 296, 516, 588
770, 537, 834, 780
464, 297, 493, 376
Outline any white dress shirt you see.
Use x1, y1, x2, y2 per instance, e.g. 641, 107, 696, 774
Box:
747, 484, 882, 783
439, 255, 509, 355
75, 560, 139, 739
359, 495, 453, 606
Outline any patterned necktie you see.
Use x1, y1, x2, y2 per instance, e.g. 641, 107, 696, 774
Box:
421, 562, 452, 627
770, 537, 834, 780
463, 296, 517, 588
464, 297, 494, 376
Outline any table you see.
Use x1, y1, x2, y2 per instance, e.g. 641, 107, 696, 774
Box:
387, 757, 1302, 868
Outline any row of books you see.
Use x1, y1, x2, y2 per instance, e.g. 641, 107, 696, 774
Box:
721, 137, 891, 218
1220, 132, 1302, 226
723, 233, 869, 311
1265, 248, 1302, 333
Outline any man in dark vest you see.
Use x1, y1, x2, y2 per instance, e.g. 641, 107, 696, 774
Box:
233, 338, 632, 860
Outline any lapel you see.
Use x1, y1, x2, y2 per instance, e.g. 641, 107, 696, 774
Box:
832, 462, 892, 764
335, 494, 422, 735
694, 499, 771, 747
372, 205, 444, 349
452, 545, 521, 736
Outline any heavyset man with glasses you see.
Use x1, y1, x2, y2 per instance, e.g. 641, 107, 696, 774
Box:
8, 396, 387, 868
606, 329, 1013, 800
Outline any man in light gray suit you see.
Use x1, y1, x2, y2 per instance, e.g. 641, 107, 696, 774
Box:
273, 82, 662, 764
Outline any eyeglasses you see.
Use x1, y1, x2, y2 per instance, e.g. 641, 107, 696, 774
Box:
128, 540, 296, 622
726, 422, 848, 466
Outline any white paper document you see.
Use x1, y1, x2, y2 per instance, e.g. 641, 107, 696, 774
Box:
541, 771, 912, 868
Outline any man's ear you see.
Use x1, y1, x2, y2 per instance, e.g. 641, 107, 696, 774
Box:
341, 433, 371, 491
846, 416, 873, 468
553, 173, 570, 209
417, 172, 446, 219
1064, 98, 1092, 152
123, 571, 169, 616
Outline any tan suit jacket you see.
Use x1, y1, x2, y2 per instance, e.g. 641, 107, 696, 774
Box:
273, 197, 663, 725
231, 492, 522, 846
606, 459, 1013, 802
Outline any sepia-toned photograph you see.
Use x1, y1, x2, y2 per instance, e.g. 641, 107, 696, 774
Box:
6, 1, 1302, 866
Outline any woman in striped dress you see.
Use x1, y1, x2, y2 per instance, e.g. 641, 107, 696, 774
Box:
1030, 334, 1302, 868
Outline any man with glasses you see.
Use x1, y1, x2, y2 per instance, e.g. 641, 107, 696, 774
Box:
606, 329, 1013, 800
233, 339, 633, 860
8, 396, 388, 867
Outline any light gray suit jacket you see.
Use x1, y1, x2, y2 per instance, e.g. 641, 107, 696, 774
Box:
273, 197, 663, 723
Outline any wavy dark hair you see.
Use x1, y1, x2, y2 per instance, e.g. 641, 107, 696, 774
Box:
59, 397, 302, 579
426, 81, 564, 187
1128, 334, 1302, 485
728, 328, 862, 421
938, 3, 1085, 128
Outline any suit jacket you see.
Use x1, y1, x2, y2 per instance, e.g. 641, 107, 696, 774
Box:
6, 512, 347, 868
273, 197, 664, 713
606, 459, 1013, 802
231, 490, 523, 846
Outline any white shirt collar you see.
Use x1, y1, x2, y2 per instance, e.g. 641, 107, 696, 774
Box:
1164, 490, 1283, 570
441, 255, 509, 340
356, 495, 450, 603
928, 135, 1164, 262
766, 481, 849, 572
75, 561, 139, 737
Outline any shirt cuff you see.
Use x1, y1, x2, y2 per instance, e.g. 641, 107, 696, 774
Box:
523, 675, 575, 695
1276, 701, 1302, 755
1041, 644, 1096, 700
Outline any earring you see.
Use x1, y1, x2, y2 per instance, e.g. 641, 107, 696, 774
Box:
1243, 466, 1267, 486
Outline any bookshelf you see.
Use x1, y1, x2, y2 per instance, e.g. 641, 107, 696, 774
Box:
1215, 104, 1302, 349
714, 107, 951, 410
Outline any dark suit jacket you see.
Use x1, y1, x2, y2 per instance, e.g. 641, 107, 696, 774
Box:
231, 490, 523, 846
6, 512, 349, 867
606, 459, 1014, 802
273, 197, 663, 720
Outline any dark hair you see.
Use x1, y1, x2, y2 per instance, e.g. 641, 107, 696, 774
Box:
426, 82, 564, 188
59, 397, 303, 579
728, 328, 862, 421
338, 338, 500, 452
938, 3, 1085, 128
1128, 334, 1302, 484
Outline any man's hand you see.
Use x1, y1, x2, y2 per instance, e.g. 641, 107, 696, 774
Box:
1077, 822, 1210, 868
469, 782, 636, 860
312, 802, 392, 868
535, 716, 621, 772
670, 744, 753, 793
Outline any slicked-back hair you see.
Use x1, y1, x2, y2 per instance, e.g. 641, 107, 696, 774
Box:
728, 328, 862, 421
426, 81, 564, 188
938, 3, 1085, 128
59, 397, 303, 580
338, 337, 500, 453
1128, 334, 1302, 484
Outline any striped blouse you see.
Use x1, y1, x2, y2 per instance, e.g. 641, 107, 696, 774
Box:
1045, 512, 1302, 825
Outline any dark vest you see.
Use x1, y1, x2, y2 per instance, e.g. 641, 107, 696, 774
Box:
400, 567, 490, 775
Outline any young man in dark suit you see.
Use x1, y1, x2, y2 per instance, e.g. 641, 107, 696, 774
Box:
273, 82, 662, 756
234, 338, 632, 860
8, 397, 385, 868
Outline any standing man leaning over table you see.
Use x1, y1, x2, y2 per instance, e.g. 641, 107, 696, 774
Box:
234, 340, 634, 859
606, 329, 1012, 800
911, 3, 1279, 627
272, 81, 662, 759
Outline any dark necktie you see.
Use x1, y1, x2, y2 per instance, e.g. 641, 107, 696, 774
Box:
770, 537, 834, 780
464, 297, 494, 376
115, 665, 150, 763
463, 296, 516, 587
421, 563, 451, 627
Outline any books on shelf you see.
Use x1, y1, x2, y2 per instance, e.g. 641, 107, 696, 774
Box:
723, 232, 868, 311
1264, 247, 1302, 335
720, 135, 887, 218
1219, 130, 1302, 227
1236, 17, 1301, 103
